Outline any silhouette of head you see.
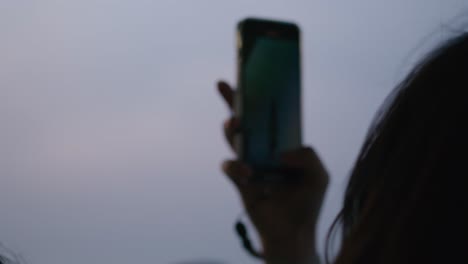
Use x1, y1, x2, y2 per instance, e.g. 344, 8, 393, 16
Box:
329, 32, 468, 264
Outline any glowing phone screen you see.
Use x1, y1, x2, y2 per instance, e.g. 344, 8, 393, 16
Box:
241, 36, 301, 170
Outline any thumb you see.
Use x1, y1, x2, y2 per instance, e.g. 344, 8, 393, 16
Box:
281, 147, 329, 190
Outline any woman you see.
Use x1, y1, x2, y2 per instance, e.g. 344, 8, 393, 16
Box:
218, 32, 468, 264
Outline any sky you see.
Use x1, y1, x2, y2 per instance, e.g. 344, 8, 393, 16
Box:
1, 1, 467, 263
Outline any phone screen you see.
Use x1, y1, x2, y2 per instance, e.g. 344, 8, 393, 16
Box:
240, 34, 301, 171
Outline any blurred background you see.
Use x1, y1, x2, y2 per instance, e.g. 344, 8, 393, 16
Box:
1, 1, 467, 263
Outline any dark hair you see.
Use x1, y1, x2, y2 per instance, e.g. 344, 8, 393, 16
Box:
0, 255, 15, 264
327, 32, 468, 264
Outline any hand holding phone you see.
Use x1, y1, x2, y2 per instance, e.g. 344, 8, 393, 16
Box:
218, 80, 328, 263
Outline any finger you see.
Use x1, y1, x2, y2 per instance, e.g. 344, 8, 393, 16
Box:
224, 116, 240, 151
222, 159, 252, 187
222, 160, 273, 205
217, 81, 234, 110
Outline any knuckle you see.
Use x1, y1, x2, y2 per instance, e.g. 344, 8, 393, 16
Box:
223, 160, 241, 176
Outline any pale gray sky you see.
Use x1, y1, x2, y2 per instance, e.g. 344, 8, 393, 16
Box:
1, 1, 467, 263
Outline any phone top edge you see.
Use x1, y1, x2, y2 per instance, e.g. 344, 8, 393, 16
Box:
237, 17, 300, 38
237, 17, 299, 28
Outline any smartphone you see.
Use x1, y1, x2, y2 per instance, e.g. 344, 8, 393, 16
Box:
235, 18, 302, 183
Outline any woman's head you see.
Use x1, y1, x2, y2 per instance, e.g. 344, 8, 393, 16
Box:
329, 32, 468, 264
